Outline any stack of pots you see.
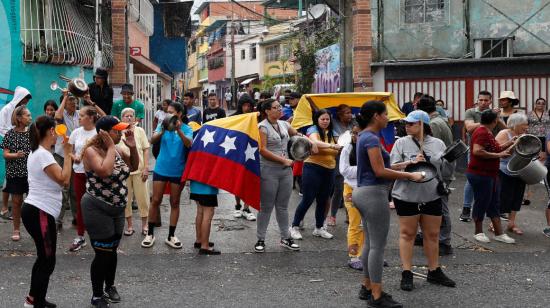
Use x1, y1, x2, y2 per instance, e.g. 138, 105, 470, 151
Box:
507, 134, 547, 184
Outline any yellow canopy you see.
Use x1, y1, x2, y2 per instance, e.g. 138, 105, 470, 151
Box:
291, 92, 404, 129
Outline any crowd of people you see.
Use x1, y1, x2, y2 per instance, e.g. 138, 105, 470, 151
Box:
1, 67, 550, 307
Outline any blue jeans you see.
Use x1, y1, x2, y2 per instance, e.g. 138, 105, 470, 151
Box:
292, 163, 335, 228
463, 150, 473, 209
466, 173, 500, 221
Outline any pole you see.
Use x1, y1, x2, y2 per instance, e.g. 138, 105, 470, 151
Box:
230, 1, 236, 110
125, 1, 130, 83
298, 0, 303, 17
93, 0, 103, 70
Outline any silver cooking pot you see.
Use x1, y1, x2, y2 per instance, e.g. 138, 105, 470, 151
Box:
507, 154, 547, 184
288, 136, 312, 161
162, 114, 178, 131
514, 134, 542, 159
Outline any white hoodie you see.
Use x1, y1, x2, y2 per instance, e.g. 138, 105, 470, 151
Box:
0, 86, 31, 137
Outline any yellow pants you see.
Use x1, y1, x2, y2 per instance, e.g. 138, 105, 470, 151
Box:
125, 173, 150, 218
344, 183, 364, 257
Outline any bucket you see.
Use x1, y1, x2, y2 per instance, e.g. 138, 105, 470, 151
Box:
507, 155, 547, 184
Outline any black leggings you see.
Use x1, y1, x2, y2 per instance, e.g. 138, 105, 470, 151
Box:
81, 193, 125, 298
21, 203, 57, 307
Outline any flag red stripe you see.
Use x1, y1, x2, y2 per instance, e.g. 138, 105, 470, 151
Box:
183, 152, 261, 210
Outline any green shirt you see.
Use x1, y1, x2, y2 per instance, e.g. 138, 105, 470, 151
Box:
429, 113, 453, 147
111, 99, 145, 120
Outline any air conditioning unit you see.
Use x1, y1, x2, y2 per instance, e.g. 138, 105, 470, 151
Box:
474, 37, 514, 59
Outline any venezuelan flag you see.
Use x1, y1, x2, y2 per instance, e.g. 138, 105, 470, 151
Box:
291, 92, 404, 147
182, 113, 261, 209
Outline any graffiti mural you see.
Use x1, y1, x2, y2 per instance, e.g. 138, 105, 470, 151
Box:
313, 44, 340, 94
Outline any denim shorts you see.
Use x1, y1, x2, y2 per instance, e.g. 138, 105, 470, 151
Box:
152, 172, 181, 184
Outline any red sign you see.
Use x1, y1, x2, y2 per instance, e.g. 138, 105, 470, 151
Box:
130, 47, 142, 56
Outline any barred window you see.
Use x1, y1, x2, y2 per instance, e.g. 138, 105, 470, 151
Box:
403, 0, 446, 24
265, 45, 280, 63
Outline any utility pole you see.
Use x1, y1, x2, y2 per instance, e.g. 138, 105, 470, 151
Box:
93, 0, 103, 70
230, 1, 236, 110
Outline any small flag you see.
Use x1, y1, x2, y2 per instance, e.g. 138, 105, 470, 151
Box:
182, 113, 261, 210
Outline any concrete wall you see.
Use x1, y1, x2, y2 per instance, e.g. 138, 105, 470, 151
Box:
375, 0, 550, 61
235, 38, 261, 79
129, 22, 150, 58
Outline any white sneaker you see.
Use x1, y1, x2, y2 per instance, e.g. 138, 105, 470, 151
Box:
290, 226, 303, 240
473, 233, 490, 243
165, 236, 183, 249
233, 210, 243, 218
313, 227, 334, 239
242, 209, 256, 221
141, 235, 155, 248
494, 233, 515, 244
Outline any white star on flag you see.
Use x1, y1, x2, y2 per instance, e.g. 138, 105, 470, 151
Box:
219, 136, 237, 154
201, 129, 215, 147
244, 143, 257, 161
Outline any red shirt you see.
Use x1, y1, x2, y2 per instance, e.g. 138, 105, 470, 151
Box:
467, 126, 501, 177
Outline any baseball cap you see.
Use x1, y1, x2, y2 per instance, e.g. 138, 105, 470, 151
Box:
95, 115, 129, 133
403, 110, 430, 125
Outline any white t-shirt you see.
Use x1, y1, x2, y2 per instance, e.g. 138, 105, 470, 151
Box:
25, 146, 63, 219
68, 127, 97, 173
155, 110, 168, 123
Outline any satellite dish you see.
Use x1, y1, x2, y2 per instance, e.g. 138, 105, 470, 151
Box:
308, 4, 328, 20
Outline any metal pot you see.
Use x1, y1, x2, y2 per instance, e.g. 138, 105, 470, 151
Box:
288, 136, 312, 161
514, 134, 541, 159
507, 154, 547, 184
442, 139, 469, 162
67, 78, 88, 97
404, 161, 438, 183
162, 114, 178, 131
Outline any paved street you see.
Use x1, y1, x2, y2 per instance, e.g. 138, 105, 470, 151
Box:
1, 174, 550, 307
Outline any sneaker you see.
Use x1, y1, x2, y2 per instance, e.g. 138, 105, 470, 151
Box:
358, 285, 372, 301
165, 236, 182, 249
280, 238, 300, 251
459, 207, 471, 222
233, 210, 243, 218
439, 243, 454, 256
141, 235, 155, 248
414, 233, 423, 246
367, 292, 403, 308
312, 227, 333, 239
254, 240, 265, 253
24, 297, 57, 308
104, 286, 121, 303
348, 258, 363, 271
91, 296, 110, 307
474, 233, 490, 243
290, 226, 303, 240
427, 267, 456, 287
69, 237, 86, 252
400, 270, 414, 291
198, 248, 221, 255
327, 216, 336, 226
242, 208, 256, 221
543, 227, 550, 238
494, 233, 515, 244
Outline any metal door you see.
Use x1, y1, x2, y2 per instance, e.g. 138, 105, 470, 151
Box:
134, 74, 158, 138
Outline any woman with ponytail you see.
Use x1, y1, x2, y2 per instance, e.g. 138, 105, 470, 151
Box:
67, 106, 100, 252
22, 116, 73, 307
352, 101, 423, 308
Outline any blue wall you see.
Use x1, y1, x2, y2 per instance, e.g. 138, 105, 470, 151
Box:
149, 5, 187, 75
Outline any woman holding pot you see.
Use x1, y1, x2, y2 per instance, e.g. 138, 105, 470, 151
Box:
352, 101, 424, 308
390, 110, 455, 291
467, 110, 517, 244
495, 113, 529, 235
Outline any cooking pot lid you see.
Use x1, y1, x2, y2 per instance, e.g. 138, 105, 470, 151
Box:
404, 161, 438, 183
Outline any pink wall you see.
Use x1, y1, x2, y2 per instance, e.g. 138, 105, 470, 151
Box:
128, 23, 150, 58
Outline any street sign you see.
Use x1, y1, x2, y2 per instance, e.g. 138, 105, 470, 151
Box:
130, 47, 142, 56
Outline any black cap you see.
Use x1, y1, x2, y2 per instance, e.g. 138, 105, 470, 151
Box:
95, 115, 129, 133
289, 92, 301, 99
94, 67, 108, 79
121, 83, 134, 94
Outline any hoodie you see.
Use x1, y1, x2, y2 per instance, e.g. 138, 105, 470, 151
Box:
0, 86, 31, 137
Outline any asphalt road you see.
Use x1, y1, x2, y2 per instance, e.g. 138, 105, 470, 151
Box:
1, 174, 549, 307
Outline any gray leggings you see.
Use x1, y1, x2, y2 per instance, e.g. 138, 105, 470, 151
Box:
352, 185, 390, 283
257, 165, 293, 240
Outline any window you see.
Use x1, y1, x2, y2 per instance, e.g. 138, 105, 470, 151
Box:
403, 0, 446, 24
281, 44, 292, 58
241, 49, 246, 60
265, 45, 280, 62
208, 56, 224, 69
474, 38, 513, 58
250, 44, 257, 60
198, 56, 207, 70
